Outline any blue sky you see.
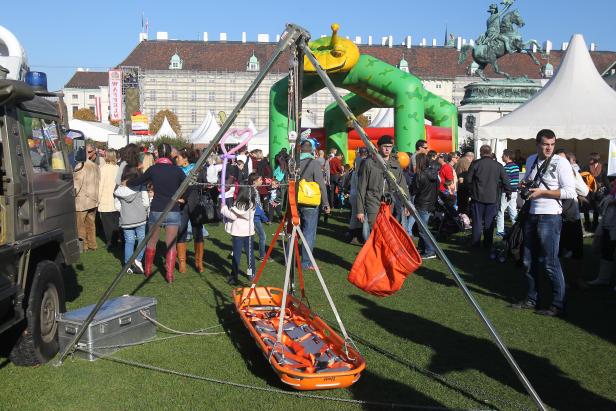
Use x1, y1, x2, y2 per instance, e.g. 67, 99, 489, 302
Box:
2, 0, 615, 90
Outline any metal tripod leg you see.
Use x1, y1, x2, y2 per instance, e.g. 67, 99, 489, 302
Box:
299, 40, 547, 411
55, 24, 311, 366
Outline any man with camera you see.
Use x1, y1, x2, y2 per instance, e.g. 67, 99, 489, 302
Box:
512, 129, 576, 317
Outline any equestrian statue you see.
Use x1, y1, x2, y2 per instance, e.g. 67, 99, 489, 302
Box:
458, 0, 543, 81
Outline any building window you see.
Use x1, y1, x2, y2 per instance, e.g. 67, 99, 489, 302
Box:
88, 94, 95, 100
191, 109, 197, 123
88, 106, 96, 113
208, 92, 215, 102
72, 94, 78, 99
72, 106, 79, 114
436, 84, 442, 89
150, 90, 156, 101
191, 91, 197, 102
229, 91, 235, 102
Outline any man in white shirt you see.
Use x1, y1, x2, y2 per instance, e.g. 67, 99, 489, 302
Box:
512, 129, 576, 317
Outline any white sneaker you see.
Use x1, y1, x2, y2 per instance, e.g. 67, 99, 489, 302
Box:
133, 260, 144, 274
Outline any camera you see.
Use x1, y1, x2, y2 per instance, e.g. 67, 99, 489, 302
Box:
519, 181, 538, 200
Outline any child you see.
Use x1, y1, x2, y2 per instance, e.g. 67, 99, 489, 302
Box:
114, 167, 150, 274
220, 186, 256, 285
268, 179, 283, 222
249, 173, 269, 261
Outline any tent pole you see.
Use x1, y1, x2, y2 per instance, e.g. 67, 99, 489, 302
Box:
300, 40, 547, 411
55, 24, 310, 366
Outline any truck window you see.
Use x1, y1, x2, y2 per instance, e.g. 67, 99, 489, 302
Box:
21, 114, 67, 173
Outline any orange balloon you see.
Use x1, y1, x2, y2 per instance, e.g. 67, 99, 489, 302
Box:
397, 151, 410, 169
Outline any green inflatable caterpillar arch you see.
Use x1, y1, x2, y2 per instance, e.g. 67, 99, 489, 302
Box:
269, 24, 458, 163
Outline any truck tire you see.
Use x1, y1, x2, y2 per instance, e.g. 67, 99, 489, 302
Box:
9, 260, 66, 366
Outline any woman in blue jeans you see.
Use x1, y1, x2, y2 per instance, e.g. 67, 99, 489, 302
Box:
114, 167, 150, 274
411, 153, 439, 259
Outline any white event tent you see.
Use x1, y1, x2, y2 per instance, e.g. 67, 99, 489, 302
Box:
190, 110, 220, 145
478, 34, 616, 163
154, 116, 177, 139
68, 119, 119, 142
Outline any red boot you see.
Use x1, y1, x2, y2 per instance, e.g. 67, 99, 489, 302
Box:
144, 248, 156, 278
165, 248, 177, 283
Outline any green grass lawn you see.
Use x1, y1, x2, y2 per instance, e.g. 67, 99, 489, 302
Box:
1, 210, 615, 410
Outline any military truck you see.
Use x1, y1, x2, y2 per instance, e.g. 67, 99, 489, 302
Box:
0, 75, 83, 365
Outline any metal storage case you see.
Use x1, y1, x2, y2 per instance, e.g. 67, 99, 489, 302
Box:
58, 295, 157, 361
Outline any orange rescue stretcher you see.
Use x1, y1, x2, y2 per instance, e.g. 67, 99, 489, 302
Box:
233, 181, 365, 390
234, 287, 365, 390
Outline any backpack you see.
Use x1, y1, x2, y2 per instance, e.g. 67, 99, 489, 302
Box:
580, 171, 598, 192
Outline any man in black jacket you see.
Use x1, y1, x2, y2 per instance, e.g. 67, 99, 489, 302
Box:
466, 145, 511, 248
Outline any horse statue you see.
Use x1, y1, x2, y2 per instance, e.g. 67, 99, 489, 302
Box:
459, 9, 543, 81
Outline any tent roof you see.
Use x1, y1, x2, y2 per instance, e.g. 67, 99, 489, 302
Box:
68, 119, 119, 142
190, 110, 220, 144
478, 34, 616, 140
155, 116, 177, 139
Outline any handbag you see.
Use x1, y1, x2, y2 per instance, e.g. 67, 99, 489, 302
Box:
193, 190, 216, 224
297, 159, 321, 207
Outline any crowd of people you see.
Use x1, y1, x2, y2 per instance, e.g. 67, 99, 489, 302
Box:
73, 142, 275, 285
72, 129, 616, 316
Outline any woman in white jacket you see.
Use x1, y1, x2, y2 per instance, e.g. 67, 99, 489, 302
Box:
220, 186, 255, 285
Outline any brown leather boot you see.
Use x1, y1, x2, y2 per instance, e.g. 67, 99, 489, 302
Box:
194, 242, 204, 273
176, 242, 187, 273
165, 248, 177, 283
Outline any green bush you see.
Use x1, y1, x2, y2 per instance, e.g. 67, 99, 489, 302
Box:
150, 136, 190, 150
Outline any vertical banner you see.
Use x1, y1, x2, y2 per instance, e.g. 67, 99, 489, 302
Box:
108, 69, 123, 122
608, 138, 616, 176
94, 97, 102, 121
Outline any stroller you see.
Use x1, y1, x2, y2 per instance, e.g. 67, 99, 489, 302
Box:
494, 204, 528, 264
433, 191, 470, 240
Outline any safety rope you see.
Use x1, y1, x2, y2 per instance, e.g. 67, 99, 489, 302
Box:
295, 227, 352, 345
80, 325, 227, 351
80, 348, 490, 411
139, 310, 227, 337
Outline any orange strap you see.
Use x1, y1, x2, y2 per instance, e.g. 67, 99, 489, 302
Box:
287, 180, 301, 226
242, 216, 288, 304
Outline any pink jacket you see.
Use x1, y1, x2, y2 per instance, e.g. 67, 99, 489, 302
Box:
221, 205, 255, 237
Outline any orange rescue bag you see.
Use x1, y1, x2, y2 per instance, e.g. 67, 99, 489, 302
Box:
348, 202, 422, 296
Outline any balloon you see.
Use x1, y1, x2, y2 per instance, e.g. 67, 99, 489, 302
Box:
397, 151, 410, 169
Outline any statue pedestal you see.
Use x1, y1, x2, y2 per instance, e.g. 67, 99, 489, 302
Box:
458, 79, 542, 157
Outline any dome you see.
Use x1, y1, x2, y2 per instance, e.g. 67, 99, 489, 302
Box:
398, 56, 409, 72
169, 53, 183, 70
247, 51, 260, 72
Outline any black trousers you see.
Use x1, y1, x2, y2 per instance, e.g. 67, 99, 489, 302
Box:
99, 211, 120, 247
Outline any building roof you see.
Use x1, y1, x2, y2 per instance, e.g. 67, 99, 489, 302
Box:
64, 71, 108, 89
116, 39, 616, 79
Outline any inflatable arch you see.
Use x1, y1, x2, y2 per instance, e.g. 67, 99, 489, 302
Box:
269, 24, 457, 164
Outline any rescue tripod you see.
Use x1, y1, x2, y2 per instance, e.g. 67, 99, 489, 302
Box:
56, 23, 547, 411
